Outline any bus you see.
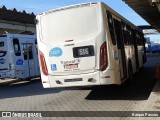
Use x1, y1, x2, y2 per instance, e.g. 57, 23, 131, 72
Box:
36, 2, 146, 88
0, 34, 40, 79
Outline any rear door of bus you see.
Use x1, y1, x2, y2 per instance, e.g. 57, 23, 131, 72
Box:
21, 41, 36, 78
113, 19, 127, 80
13, 38, 36, 78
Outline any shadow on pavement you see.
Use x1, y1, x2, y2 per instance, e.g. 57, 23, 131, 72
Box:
0, 53, 159, 100
0, 79, 64, 99
86, 55, 157, 100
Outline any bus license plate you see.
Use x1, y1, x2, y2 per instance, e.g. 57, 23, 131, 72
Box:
73, 45, 94, 58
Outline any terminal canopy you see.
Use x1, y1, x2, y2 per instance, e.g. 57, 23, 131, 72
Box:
0, 6, 36, 34
123, 0, 160, 32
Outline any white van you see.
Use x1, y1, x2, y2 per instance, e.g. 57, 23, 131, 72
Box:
0, 34, 40, 79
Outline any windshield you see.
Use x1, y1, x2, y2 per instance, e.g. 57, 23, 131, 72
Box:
40, 5, 99, 43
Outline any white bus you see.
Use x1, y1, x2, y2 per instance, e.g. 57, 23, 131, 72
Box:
36, 2, 146, 88
0, 34, 40, 79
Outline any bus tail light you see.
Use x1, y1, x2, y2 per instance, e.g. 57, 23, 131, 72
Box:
100, 42, 108, 71
39, 51, 48, 76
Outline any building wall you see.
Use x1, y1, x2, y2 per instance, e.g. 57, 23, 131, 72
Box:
0, 19, 36, 34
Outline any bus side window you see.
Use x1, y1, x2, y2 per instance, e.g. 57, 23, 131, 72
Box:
136, 32, 143, 45
0, 42, 6, 57
132, 29, 137, 45
113, 19, 123, 49
0, 51, 7, 57
0, 42, 4, 47
13, 38, 21, 56
22, 44, 27, 60
127, 26, 133, 45
35, 39, 38, 54
28, 45, 33, 59
107, 12, 116, 45
122, 23, 131, 45
140, 33, 145, 45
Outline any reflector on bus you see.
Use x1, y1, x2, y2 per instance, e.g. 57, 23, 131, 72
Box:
39, 51, 48, 76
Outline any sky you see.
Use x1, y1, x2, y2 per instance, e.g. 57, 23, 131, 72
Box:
0, 0, 159, 42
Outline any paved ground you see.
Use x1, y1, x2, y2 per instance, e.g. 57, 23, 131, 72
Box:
0, 53, 159, 120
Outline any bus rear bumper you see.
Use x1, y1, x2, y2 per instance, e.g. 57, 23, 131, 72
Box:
46, 71, 100, 88
99, 69, 118, 85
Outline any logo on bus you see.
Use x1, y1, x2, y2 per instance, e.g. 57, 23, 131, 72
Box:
51, 64, 57, 71
49, 47, 63, 57
61, 58, 81, 65
16, 59, 23, 65
0, 58, 6, 64
61, 58, 81, 71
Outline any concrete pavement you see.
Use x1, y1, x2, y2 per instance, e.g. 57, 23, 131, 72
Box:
0, 53, 160, 119
137, 79, 160, 120
142, 79, 160, 111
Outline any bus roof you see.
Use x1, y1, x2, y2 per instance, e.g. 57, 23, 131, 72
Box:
38, 2, 100, 16
37, 2, 142, 33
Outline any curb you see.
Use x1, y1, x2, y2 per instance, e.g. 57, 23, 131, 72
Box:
0, 79, 21, 86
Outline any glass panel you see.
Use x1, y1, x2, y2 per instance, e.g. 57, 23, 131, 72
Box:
28, 45, 33, 59
35, 39, 38, 54
22, 44, 27, 60
122, 23, 133, 45
13, 38, 21, 56
40, 6, 98, 43
107, 12, 116, 45
113, 19, 123, 49
0, 42, 4, 47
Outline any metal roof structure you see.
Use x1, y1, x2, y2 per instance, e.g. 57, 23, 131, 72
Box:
123, 0, 160, 32
0, 5, 35, 24
0, 5, 36, 34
